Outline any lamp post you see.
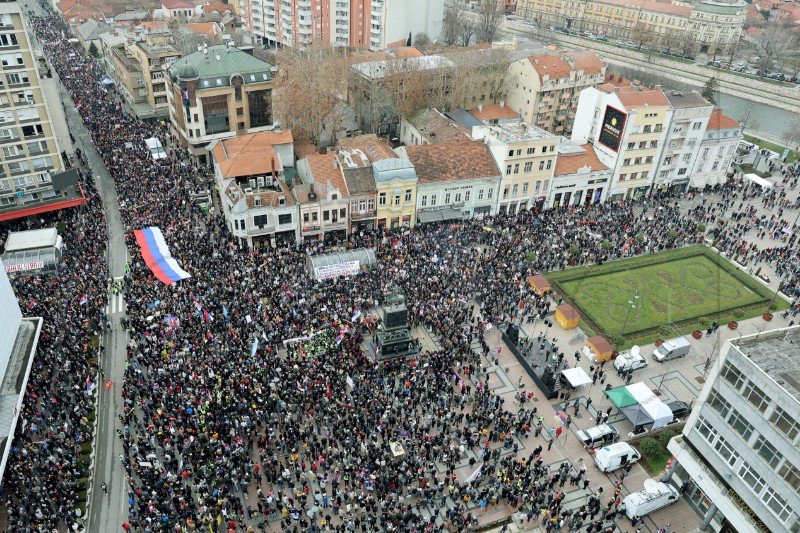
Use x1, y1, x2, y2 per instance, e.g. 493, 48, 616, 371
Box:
620, 291, 640, 336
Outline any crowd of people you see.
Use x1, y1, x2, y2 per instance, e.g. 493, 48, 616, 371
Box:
0, 11, 798, 533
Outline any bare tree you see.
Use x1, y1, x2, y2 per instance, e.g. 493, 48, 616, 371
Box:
476, 0, 504, 43
750, 22, 798, 76
630, 23, 656, 52
414, 32, 431, 47
459, 14, 476, 46
273, 44, 350, 145
441, 2, 463, 46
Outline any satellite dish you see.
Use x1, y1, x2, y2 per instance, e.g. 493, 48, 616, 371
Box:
644, 479, 659, 493
631, 345, 640, 357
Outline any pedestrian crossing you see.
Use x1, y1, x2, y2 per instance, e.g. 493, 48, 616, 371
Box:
107, 292, 126, 315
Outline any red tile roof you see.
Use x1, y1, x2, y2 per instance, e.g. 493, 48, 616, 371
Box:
555, 144, 608, 176
305, 153, 349, 197
468, 103, 519, 121
570, 50, 604, 75
706, 108, 740, 130
616, 87, 670, 108
202, 2, 234, 14
641, 1, 692, 16
212, 131, 293, 178
527, 54, 573, 82
162, 0, 195, 9
394, 47, 425, 59
403, 140, 501, 184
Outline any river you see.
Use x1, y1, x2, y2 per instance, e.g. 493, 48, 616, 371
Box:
717, 93, 799, 141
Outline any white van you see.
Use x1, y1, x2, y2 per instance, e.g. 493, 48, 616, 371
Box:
653, 337, 690, 362
624, 480, 680, 518
145, 137, 168, 160
593, 442, 641, 472
576, 424, 620, 449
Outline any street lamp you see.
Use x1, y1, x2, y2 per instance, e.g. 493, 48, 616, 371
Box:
620, 291, 640, 336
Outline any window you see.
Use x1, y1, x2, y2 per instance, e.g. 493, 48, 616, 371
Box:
393, 195, 400, 206
379, 192, 386, 206
368, 198, 375, 211
323, 210, 330, 221
464, 191, 470, 202
677, 168, 687, 175
769, 406, 799, 440
722, 363, 745, 390
645, 156, 653, 164
708, 389, 731, 418
623, 159, 631, 166
546, 160, 552, 170
695, 416, 717, 444
477, 189, 484, 201
539, 161, 545, 171
738, 461, 765, 495
650, 140, 657, 148
522, 183, 528, 195
506, 164, 512, 175
714, 436, 739, 466
455, 193, 461, 204
627, 142, 635, 150
405, 189, 412, 202
278, 213, 292, 225
619, 174, 627, 181
421, 195, 427, 207
508, 149, 514, 157
513, 163, 519, 174
778, 464, 800, 494
728, 411, 754, 441
0, 34, 18, 47
743, 381, 768, 413
431, 194, 437, 206
444, 193, 450, 204
503, 187, 509, 199
487, 188, 493, 199
303, 212, 310, 223
754, 439, 782, 470
693, 121, 702, 130
312, 211, 318, 222
6, 72, 28, 85
512, 184, 518, 196
524, 162, 533, 172
762, 488, 791, 522
527, 147, 535, 155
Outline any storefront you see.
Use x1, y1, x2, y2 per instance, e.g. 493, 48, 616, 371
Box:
416, 207, 464, 224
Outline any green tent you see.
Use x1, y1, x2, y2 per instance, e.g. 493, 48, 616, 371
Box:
605, 386, 638, 408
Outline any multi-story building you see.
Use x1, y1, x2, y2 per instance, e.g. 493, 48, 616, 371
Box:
166, 44, 276, 164
161, 0, 197, 20
399, 107, 471, 146
505, 50, 605, 136
692, 108, 741, 188
240, 0, 443, 50
210, 130, 298, 248
652, 91, 713, 194
572, 81, 672, 201
472, 120, 560, 214
125, 34, 182, 117
667, 327, 800, 533
550, 138, 611, 207
399, 140, 502, 223
516, 0, 746, 55
373, 156, 418, 230
0, 2, 82, 221
295, 151, 353, 242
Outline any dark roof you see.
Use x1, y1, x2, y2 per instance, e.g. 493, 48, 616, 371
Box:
403, 141, 500, 184
342, 167, 376, 194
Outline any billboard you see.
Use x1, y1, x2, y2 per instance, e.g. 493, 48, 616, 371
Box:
314, 260, 360, 281
4, 261, 45, 273
598, 105, 627, 153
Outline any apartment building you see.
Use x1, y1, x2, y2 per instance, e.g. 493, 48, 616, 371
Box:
505, 50, 605, 136
166, 44, 275, 164
652, 91, 713, 194
550, 138, 611, 207
472, 120, 560, 214
692, 108, 741, 188
210, 130, 298, 248
240, 0, 443, 50
0, 2, 80, 221
125, 34, 182, 117
667, 327, 800, 533
516, 0, 746, 55
572, 81, 672, 201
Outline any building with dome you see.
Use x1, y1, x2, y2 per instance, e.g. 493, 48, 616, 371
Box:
166, 44, 276, 164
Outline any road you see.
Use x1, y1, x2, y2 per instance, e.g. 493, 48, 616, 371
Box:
53, 68, 131, 533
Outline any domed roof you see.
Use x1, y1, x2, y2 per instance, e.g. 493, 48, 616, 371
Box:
175, 63, 199, 80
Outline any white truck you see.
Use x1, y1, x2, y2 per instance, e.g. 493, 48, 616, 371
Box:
593, 442, 641, 472
613, 345, 648, 373
624, 479, 680, 518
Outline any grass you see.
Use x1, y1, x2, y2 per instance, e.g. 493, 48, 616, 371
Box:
635, 426, 684, 475
739, 164, 769, 178
744, 134, 800, 164
547, 247, 788, 349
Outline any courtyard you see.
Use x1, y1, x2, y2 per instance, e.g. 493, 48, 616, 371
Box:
547, 246, 786, 346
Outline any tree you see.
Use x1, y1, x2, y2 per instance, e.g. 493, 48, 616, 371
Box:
459, 13, 476, 46
630, 23, 656, 52
750, 22, 798, 76
441, 3, 463, 46
414, 32, 431, 47
701, 77, 718, 105
273, 44, 351, 146
88, 41, 99, 58
476, 0, 504, 43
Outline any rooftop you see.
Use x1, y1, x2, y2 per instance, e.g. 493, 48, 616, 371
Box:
305, 153, 348, 197
733, 326, 800, 401
664, 90, 711, 109
407, 108, 471, 144
477, 121, 558, 143
162, 0, 195, 9
615, 86, 670, 109
336, 136, 398, 162
342, 166, 377, 194
468, 103, 519, 122
706, 108, 740, 130
351, 55, 455, 80
169, 45, 273, 86
401, 140, 501, 184
75, 19, 112, 41
555, 144, 608, 176
641, 1, 692, 16
202, 2, 235, 14
212, 131, 293, 178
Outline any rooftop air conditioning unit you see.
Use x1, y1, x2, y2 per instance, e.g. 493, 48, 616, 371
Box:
244, 188, 253, 194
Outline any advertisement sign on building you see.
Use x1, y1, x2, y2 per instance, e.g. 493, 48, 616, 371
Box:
598, 105, 627, 152
4, 261, 45, 273
314, 260, 360, 281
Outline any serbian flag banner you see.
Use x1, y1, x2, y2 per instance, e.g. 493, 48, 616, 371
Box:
134, 227, 191, 285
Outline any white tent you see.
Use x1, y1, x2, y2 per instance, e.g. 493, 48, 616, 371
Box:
626, 382, 673, 430
743, 173, 773, 189
561, 367, 592, 387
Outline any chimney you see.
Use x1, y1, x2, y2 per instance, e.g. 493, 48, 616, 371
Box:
215, 52, 221, 61
271, 156, 277, 178
654, 84, 662, 90
333, 157, 339, 169
197, 43, 203, 52
478, 104, 483, 112
500, 100, 505, 108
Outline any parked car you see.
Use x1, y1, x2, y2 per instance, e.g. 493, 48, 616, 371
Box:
667, 400, 691, 421
683, 54, 695, 60
578, 32, 588, 37
615, 39, 625, 46
624, 40, 635, 47
613, 346, 649, 373
659, 49, 670, 55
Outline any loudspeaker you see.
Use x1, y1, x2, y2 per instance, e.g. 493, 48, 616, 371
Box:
507, 324, 521, 345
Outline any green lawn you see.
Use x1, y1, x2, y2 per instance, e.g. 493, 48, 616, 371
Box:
548, 247, 787, 347
744, 134, 800, 164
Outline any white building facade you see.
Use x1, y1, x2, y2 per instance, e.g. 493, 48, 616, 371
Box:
692, 108, 741, 188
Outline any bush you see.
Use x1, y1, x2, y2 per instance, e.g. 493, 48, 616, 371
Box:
657, 429, 675, 447
601, 240, 612, 250
732, 309, 745, 320
570, 245, 580, 256
638, 437, 662, 457
659, 325, 672, 337
635, 234, 644, 243
769, 302, 779, 312
667, 230, 678, 240
612, 335, 625, 347
696, 224, 706, 233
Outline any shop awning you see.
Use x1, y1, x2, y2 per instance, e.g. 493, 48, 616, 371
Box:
417, 210, 441, 224
562, 367, 592, 387
439, 208, 462, 221
101, 76, 114, 85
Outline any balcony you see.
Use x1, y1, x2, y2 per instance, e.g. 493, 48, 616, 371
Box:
351, 209, 376, 220
297, 0, 311, 6
299, 26, 312, 35
247, 224, 275, 236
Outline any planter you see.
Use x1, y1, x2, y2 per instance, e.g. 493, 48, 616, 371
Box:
568, 259, 576, 266
728, 321, 738, 330
692, 330, 703, 340
763, 313, 773, 321
655, 339, 665, 347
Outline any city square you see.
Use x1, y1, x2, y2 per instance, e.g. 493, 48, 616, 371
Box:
0, 1, 797, 533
